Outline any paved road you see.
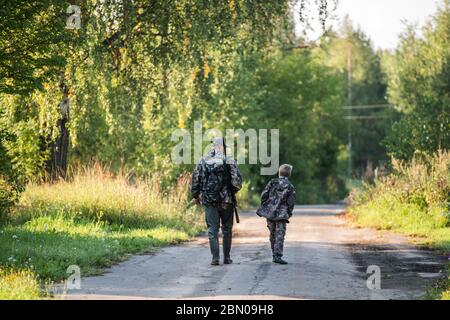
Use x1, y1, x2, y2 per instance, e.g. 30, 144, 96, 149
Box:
67, 205, 446, 300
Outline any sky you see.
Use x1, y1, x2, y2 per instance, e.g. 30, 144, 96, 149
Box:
295, 0, 442, 49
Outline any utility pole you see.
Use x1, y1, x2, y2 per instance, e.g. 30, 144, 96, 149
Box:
347, 48, 352, 178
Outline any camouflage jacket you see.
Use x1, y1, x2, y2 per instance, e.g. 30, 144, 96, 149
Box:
256, 177, 296, 222
190, 151, 242, 206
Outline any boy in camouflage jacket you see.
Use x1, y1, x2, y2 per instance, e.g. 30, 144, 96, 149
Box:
257, 164, 296, 264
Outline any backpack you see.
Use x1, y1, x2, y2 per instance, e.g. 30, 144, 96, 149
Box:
202, 158, 227, 204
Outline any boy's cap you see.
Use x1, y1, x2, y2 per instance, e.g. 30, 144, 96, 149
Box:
279, 164, 293, 177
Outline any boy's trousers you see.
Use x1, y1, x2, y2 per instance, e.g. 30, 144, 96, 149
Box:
267, 220, 287, 257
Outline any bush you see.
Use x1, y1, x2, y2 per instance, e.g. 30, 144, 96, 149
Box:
0, 176, 19, 222
350, 150, 449, 214
235, 181, 256, 210
0, 117, 26, 221
349, 150, 449, 244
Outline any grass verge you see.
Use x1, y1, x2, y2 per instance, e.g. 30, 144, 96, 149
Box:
348, 151, 450, 300
0, 169, 203, 299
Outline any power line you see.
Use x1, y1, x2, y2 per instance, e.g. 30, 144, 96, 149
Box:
344, 115, 390, 120
342, 104, 393, 110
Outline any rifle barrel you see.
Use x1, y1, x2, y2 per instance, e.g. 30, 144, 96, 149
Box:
223, 139, 240, 224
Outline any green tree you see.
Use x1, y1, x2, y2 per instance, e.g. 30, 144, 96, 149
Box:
318, 19, 395, 177
384, 1, 450, 159
0, 0, 69, 94
241, 50, 346, 203
0, 0, 340, 210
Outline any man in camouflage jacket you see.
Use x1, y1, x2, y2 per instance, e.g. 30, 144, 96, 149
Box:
257, 164, 296, 264
190, 138, 242, 265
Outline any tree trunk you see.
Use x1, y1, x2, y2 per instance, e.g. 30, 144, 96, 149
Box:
46, 77, 70, 181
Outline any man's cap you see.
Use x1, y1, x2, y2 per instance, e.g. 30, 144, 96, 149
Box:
211, 137, 225, 147
279, 164, 293, 177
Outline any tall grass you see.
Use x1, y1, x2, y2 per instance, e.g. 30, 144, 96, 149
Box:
349, 151, 449, 241
16, 166, 200, 229
348, 150, 450, 299
0, 267, 41, 300
0, 167, 203, 298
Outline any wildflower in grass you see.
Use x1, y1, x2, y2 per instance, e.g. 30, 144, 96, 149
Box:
12, 235, 17, 239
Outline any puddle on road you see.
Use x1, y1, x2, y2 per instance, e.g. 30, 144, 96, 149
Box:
347, 243, 446, 292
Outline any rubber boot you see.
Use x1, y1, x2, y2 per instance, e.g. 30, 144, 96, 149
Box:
273, 255, 288, 265
223, 235, 233, 264
209, 238, 220, 265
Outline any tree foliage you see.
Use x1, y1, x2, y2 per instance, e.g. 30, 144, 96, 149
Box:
4, 0, 422, 208
247, 50, 346, 203
318, 19, 395, 176
385, 1, 450, 159
0, 0, 69, 94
